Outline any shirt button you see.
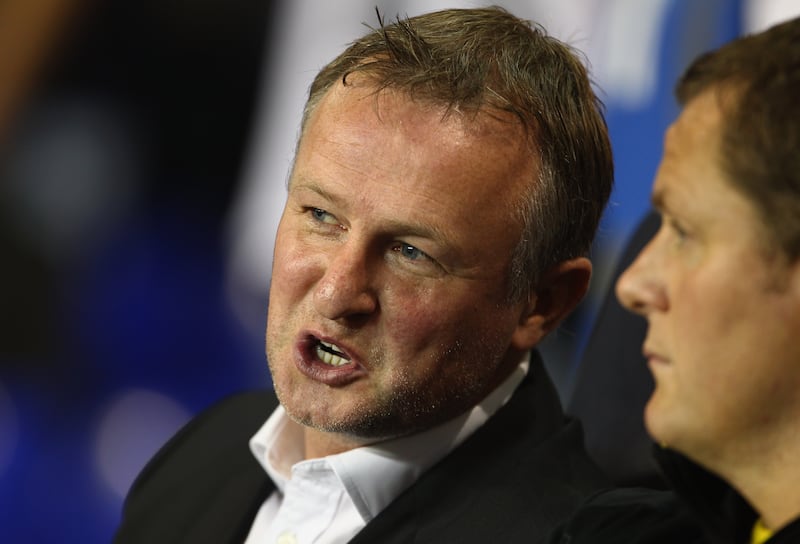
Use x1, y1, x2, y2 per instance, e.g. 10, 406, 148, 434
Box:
276, 531, 297, 544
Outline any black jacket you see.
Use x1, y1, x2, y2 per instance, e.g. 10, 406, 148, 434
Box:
115, 351, 608, 543
547, 448, 800, 543
657, 448, 800, 544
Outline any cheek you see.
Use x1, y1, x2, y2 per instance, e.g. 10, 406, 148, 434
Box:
383, 284, 513, 359
381, 284, 448, 345
669, 295, 721, 385
271, 235, 321, 296
669, 271, 762, 398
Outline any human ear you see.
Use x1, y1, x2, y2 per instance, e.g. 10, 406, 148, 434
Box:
510, 257, 592, 350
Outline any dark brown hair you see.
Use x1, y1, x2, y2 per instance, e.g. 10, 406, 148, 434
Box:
677, 16, 800, 260
299, 6, 613, 301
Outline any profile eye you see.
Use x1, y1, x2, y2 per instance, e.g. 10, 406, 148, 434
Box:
669, 219, 688, 242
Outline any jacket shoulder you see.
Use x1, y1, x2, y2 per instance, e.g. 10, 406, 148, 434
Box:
771, 517, 800, 543
116, 390, 278, 542
125, 390, 277, 496
546, 487, 706, 544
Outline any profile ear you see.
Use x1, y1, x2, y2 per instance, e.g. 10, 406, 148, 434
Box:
510, 257, 592, 350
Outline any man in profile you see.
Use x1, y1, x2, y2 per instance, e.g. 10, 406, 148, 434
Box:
550, 15, 800, 544
115, 7, 614, 543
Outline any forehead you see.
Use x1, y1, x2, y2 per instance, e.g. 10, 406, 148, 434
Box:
295, 81, 537, 224
653, 91, 727, 206
666, 92, 723, 168
654, 91, 784, 254
305, 80, 532, 160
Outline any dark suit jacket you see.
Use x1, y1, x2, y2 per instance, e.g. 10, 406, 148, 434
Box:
115, 351, 608, 543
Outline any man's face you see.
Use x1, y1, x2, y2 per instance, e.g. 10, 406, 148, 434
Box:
266, 81, 540, 452
616, 90, 800, 465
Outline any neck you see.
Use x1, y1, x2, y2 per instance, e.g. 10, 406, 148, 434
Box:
731, 458, 800, 531
708, 429, 800, 531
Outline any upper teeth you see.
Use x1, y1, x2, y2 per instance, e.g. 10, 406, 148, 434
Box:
316, 340, 350, 367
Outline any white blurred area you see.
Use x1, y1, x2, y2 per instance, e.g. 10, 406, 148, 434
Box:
744, 0, 800, 32
224, 0, 800, 333
94, 389, 192, 499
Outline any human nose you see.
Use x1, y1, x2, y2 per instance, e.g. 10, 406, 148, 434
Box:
615, 237, 668, 316
313, 241, 378, 322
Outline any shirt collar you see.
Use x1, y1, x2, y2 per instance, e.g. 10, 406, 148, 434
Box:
250, 356, 529, 522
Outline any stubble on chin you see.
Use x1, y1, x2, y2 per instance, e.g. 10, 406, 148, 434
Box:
267, 333, 509, 444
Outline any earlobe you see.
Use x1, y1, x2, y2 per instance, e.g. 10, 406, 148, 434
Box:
510, 257, 592, 350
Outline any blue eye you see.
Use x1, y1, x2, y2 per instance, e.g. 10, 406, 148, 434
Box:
389, 242, 443, 276
309, 207, 339, 226
397, 244, 426, 261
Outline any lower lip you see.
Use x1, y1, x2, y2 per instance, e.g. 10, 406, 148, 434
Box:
293, 336, 366, 387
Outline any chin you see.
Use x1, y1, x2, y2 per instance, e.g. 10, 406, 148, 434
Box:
643, 396, 671, 446
644, 403, 704, 460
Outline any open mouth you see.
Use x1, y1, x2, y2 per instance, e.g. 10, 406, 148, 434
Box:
315, 339, 351, 367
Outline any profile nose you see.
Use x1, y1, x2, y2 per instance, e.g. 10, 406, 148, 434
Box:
615, 237, 668, 316
313, 242, 378, 322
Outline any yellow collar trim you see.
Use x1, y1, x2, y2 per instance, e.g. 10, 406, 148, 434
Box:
751, 519, 773, 544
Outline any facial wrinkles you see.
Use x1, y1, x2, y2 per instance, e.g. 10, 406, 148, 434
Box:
303, 116, 453, 239
309, 126, 522, 281
268, 82, 535, 447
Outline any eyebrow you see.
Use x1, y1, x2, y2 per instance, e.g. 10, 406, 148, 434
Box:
291, 179, 345, 208
291, 178, 455, 248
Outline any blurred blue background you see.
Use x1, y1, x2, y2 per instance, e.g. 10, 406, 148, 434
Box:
1, 1, 797, 542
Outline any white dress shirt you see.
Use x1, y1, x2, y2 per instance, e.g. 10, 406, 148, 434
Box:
245, 357, 528, 544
